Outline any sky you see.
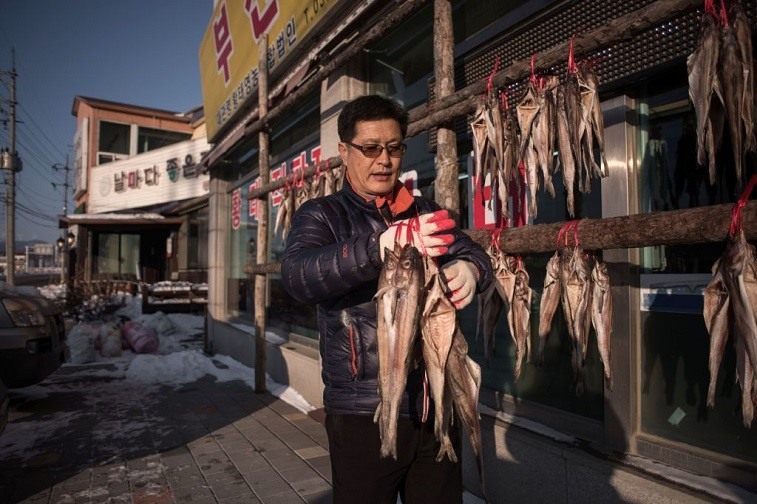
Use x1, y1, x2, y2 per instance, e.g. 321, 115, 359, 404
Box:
0, 1, 213, 244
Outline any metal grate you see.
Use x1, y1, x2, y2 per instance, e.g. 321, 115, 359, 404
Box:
428, 0, 757, 149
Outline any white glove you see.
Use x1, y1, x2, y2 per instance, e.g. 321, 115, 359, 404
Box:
379, 209, 456, 259
442, 259, 480, 309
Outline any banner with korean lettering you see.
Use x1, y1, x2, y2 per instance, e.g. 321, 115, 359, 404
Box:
88, 138, 211, 214
199, 0, 339, 142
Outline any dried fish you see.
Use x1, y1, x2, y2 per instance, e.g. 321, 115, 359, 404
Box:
445, 328, 485, 499
556, 85, 578, 217
537, 251, 561, 365
560, 246, 593, 396
687, 12, 722, 184
590, 259, 613, 391
470, 101, 490, 187
704, 258, 730, 407
577, 63, 608, 180
420, 258, 457, 462
508, 262, 532, 381
374, 243, 425, 459
705, 231, 757, 426
730, 2, 756, 153
532, 81, 556, 198
274, 187, 294, 240
477, 280, 504, 365
719, 16, 746, 188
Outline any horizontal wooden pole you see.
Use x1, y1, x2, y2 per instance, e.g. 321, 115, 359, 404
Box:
247, 156, 343, 200
246, 201, 757, 274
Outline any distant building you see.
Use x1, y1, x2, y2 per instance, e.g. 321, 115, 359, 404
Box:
60, 96, 209, 286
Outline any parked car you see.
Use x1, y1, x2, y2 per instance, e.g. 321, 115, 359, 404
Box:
0, 283, 66, 388
0, 378, 8, 436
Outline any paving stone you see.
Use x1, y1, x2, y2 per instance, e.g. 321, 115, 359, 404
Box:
171, 483, 214, 502
263, 490, 309, 503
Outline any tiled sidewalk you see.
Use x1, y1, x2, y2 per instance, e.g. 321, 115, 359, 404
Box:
0, 363, 332, 503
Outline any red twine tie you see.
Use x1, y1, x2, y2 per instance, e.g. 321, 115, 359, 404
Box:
729, 174, 757, 236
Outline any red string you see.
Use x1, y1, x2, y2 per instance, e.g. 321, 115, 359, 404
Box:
557, 220, 580, 248
500, 90, 509, 112
492, 227, 503, 252
486, 56, 500, 98
718, 0, 729, 27
568, 35, 578, 75
729, 174, 757, 236
530, 54, 539, 87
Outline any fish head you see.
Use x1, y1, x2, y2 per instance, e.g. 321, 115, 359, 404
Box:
391, 244, 423, 289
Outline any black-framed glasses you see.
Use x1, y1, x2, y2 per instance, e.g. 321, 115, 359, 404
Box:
345, 141, 407, 158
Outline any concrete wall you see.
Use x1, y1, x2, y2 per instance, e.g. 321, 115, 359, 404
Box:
208, 317, 324, 409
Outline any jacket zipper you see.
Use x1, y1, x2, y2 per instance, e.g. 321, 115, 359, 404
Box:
348, 324, 358, 379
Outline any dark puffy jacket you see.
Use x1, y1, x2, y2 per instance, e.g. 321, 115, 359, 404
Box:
280, 182, 493, 417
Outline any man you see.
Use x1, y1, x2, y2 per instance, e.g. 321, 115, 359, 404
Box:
280, 95, 492, 503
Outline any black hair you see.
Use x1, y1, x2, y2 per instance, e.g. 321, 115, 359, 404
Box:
337, 95, 408, 142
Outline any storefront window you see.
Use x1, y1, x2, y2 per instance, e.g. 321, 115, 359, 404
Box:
227, 178, 258, 321
188, 206, 208, 270
94, 233, 140, 280
637, 76, 757, 464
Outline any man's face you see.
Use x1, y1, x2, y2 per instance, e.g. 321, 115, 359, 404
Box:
338, 119, 403, 199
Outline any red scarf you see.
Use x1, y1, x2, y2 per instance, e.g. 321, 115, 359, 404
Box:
346, 173, 414, 215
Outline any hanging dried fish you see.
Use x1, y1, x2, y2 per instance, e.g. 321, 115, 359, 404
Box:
560, 245, 593, 396
517, 82, 542, 218
420, 258, 457, 462
536, 251, 562, 365
705, 231, 757, 427
445, 327, 485, 499
508, 260, 532, 381
555, 85, 579, 217
704, 257, 730, 407
374, 243, 425, 459
470, 100, 490, 189
718, 6, 746, 189
590, 259, 613, 391
687, 8, 722, 184
274, 186, 295, 240
477, 280, 504, 365
577, 62, 609, 181
730, 2, 756, 153
532, 77, 557, 199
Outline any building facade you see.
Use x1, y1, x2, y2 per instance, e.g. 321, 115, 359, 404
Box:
198, 0, 757, 501
62, 96, 210, 286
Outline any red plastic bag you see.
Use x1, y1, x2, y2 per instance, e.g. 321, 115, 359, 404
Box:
121, 320, 159, 354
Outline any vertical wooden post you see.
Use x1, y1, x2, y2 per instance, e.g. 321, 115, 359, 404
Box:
433, 0, 459, 217
254, 35, 269, 394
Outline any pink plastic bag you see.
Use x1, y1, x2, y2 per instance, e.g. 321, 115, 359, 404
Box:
121, 321, 159, 354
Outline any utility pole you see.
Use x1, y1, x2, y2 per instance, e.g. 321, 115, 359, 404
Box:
0, 51, 18, 285
52, 155, 70, 284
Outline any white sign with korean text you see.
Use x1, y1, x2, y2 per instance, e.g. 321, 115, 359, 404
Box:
88, 138, 211, 214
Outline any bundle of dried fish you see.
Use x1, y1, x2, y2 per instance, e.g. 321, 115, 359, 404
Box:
704, 231, 757, 427
576, 62, 609, 184
687, 0, 756, 188
374, 243, 425, 459
273, 186, 295, 240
